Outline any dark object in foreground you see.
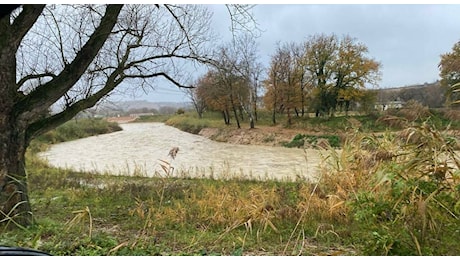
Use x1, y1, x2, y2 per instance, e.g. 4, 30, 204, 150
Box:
0, 246, 51, 256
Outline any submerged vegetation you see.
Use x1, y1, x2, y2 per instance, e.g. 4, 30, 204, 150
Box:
1, 114, 459, 255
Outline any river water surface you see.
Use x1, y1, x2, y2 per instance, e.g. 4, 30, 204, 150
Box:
39, 123, 328, 181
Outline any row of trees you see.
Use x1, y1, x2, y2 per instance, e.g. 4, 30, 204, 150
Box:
265, 34, 380, 124
186, 34, 262, 128
190, 32, 460, 129
189, 34, 381, 127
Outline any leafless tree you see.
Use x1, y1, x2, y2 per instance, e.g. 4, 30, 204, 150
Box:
0, 4, 251, 227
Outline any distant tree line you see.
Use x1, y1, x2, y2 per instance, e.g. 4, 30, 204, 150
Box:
374, 81, 447, 109
188, 33, 381, 127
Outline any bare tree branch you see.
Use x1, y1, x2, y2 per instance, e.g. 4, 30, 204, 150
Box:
124, 72, 193, 88
0, 4, 21, 20
164, 5, 193, 51
16, 72, 56, 88
14, 4, 123, 117
26, 67, 124, 141
225, 4, 261, 40
9, 5, 45, 49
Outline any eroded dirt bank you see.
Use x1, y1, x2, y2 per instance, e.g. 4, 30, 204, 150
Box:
198, 126, 297, 146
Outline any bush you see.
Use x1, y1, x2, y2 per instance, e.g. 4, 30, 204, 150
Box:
382, 100, 430, 122
318, 121, 460, 255
283, 134, 341, 148
34, 118, 122, 144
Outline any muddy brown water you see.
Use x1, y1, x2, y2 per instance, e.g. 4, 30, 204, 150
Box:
39, 122, 330, 181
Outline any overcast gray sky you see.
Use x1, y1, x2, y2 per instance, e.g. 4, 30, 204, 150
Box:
141, 4, 460, 103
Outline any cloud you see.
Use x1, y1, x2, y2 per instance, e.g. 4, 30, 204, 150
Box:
247, 4, 460, 87
148, 4, 460, 102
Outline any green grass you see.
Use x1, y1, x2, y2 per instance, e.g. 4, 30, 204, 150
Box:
27, 118, 122, 154
2, 159, 356, 256
136, 107, 460, 134
34, 118, 122, 144
282, 134, 341, 148
165, 111, 223, 134
134, 114, 172, 123
10, 120, 459, 255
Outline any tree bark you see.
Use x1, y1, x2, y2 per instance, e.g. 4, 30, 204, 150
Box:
0, 123, 32, 228
0, 5, 39, 228
229, 93, 240, 129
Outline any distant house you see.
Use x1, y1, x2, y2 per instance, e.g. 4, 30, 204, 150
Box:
375, 99, 405, 111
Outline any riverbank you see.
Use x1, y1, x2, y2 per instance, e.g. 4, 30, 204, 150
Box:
197, 125, 304, 146
162, 110, 460, 150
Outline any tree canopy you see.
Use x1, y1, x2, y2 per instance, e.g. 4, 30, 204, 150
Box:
263, 34, 380, 119
439, 41, 460, 105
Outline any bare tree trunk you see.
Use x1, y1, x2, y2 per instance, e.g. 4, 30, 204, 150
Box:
238, 97, 255, 129
238, 106, 244, 121
229, 93, 240, 129
287, 107, 292, 126
253, 77, 258, 122
194, 103, 203, 118
0, 13, 34, 226
222, 109, 230, 125
0, 120, 33, 228
301, 92, 305, 117
253, 100, 258, 122
232, 105, 241, 129
0, 4, 122, 228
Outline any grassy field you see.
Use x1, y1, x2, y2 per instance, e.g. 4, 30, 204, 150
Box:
164, 106, 460, 135
1, 114, 460, 255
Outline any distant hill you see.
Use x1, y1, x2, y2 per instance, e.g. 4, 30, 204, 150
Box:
79, 100, 193, 117
373, 81, 446, 108
114, 100, 192, 111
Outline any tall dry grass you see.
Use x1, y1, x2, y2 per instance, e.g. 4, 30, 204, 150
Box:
312, 121, 460, 255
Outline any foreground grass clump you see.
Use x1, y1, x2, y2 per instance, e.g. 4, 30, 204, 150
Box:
318, 121, 460, 255
0, 156, 357, 256
3, 115, 459, 255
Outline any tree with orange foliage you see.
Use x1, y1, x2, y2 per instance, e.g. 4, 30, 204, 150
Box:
196, 71, 232, 125
302, 34, 380, 117
264, 43, 305, 125
439, 41, 460, 106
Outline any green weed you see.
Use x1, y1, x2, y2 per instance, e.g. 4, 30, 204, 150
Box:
283, 134, 341, 148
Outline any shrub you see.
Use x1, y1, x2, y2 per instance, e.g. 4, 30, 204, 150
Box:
34, 118, 122, 144
317, 120, 460, 255
283, 134, 341, 148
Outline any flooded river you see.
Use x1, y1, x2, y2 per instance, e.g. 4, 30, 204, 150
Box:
39, 123, 328, 181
